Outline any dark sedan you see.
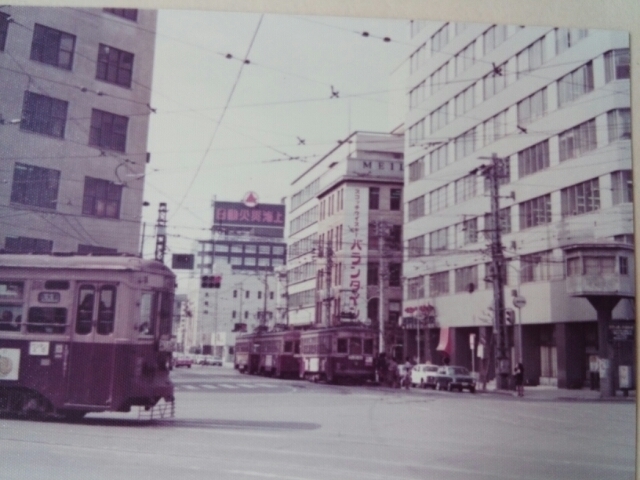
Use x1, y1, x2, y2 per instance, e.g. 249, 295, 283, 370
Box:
434, 366, 476, 393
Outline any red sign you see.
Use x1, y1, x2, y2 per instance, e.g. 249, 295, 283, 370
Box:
213, 201, 285, 228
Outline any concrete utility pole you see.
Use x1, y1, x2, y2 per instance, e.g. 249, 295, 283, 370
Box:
154, 202, 167, 262
480, 153, 510, 390
375, 221, 389, 355
262, 272, 269, 329
324, 241, 333, 327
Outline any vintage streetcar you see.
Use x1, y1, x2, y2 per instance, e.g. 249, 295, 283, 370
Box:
298, 324, 377, 384
234, 332, 257, 374
0, 254, 176, 420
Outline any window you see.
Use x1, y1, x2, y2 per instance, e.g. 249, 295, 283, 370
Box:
607, 109, 631, 142
557, 62, 594, 107
457, 217, 478, 245
21, 91, 68, 138
97, 286, 116, 335
5, 236, 53, 253
367, 262, 378, 286
561, 178, 600, 217
614, 234, 634, 244
273, 246, 285, 255
517, 38, 545, 78
258, 291, 262, 299
517, 88, 547, 126
455, 41, 475, 75
555, 28, 587, 54
103, 8, 138, 21
430, 227, 448, 253
244, 311, 249, 319
10, 163, 60, 210
258, 245, 270, 254
483, 61, 508, 100
454, 174, 476, 204
233, 290, 238, 298
28, 307, 67, 334
408, 195, 425, 220
97, 44, 134, 87
0, 12, 9, 51
454, 84, 474, 117
369, 187, 380, 210
584, 256, 615, 275
82, 177, 122, 219
619, 257, 629, 275
407, 276, 425, 300
429, 186, 447, 213
230, 256, 242, 266
604, 49, 630, 82
454, 128, 475, 161
232, 310, 237, 318
409, 43, 426, 74
409, 81, 426, 110
409, 157, 424, 181
483, 25, 507, 54
431, 23, 449, 53
258, 258, 270, 267
484, 207, 511, 235
611, 170, 633, 205
270, 292, 274, 300
430, 145, 448, 173
390, 189, 402, 211
482, 110, 507, 146
78, 244, 117, 255
429, 271, 449, 296
430, 103, 449, 133
520, 194, 552, 229
558, 119, 597, 161
245, 290, 250, 299
389, 263, 402, 287
520, 251, 552, 283
407, 235, 425, 258
430, 62, 448, 94
244, 257, 256, 266
455, 265, 478, 292
30, 24, 75, 70
387, 225, 402, 251
408, 118, 425, 146
89, 109, 128, 152
518, 141, 549, 178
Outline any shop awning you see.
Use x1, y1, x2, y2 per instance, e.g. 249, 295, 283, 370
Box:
436, 327, 452, 355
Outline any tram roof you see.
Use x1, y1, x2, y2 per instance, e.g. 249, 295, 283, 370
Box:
0, 253, 173, 275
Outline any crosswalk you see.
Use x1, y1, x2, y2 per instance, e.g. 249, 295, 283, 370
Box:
175, 382, 283, 392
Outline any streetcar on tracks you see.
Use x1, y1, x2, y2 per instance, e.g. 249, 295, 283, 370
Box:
0, 254, 176, 420
298, 324, 377, 384
255, 328, 300, 378
234, 332, 258, 374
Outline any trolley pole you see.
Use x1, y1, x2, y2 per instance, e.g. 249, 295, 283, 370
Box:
154, 203, 167, 262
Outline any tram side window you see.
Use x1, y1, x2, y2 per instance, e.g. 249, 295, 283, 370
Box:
349, 337, 362, 355
337, 338, 348, 353
363, 339, 374, 355
76, 286, 95, 335
0, 305, 23, 331
158, 292, 173, 336
139, 292, 157, 335
97, 286, 116, 335
28, 307, 67, 334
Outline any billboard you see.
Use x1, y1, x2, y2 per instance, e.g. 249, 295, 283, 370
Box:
213, 201, 286, 229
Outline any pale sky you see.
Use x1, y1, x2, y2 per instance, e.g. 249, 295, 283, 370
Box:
142, 10, 410, 258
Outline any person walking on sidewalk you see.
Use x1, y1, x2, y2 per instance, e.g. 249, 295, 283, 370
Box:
514, 362, 524, 397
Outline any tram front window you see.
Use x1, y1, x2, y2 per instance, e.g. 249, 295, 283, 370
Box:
76, 286, 95, 335
97, 286, 116, 335
349, 337, 362, 355
28, 307, 67, 334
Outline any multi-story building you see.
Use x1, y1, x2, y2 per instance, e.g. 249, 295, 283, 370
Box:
403, 22, 633, 389
0, 7, 157, 254
188, 195, 286, 359
287, 131, 406, 358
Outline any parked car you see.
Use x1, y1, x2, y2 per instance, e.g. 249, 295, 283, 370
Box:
434, 366, 476, 393
173, 355, 193, 368
411, 364, 440, 388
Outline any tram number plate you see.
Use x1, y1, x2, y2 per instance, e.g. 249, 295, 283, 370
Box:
348, 355, 363, 360
29, 341, 50, 356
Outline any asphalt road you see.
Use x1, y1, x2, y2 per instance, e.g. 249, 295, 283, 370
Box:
1, 366, 636, 480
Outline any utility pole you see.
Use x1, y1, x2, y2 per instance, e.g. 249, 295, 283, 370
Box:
154, 202, 167, 262
481, 153, 510, 390
324, 241, 333, 327
376, 221, 388, 356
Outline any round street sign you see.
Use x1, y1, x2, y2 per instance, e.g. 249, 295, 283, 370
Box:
513, 296, 527, 308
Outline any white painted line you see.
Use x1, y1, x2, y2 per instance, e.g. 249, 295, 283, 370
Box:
182, 385, 198, 390
216, 383, 239, 389
226, 470, 311, 480
200, 384, 218, 389
254, 383, 277, 388
237, 383, 258, 388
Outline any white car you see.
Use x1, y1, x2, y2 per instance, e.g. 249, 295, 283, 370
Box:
411, 364, 440, 388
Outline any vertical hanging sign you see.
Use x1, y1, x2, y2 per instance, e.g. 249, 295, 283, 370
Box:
344, 186, 368, 322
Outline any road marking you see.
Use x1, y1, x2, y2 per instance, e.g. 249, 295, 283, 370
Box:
200, 384, 218, 389
182, 385, 198, 390
254, 383, 277, 388
217, 383, 239, 389
226, 470, 311, 480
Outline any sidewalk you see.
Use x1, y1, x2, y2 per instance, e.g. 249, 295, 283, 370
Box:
479, 380, 636, 402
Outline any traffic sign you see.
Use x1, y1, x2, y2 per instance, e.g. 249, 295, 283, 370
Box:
513, 296, 526, 308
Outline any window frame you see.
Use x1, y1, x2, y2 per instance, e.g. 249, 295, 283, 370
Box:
30, 23, 76, 70
82, 177, 123, 219
10, 162, 60, 210
20, 91, 69, 138
96, 43, 134, 88
89, 108, 129, 152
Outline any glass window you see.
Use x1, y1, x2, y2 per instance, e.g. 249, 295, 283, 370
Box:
96, 44, 134, 88
619, 257, 629, 275
520, 251, 552, 283
214, 243, 229, 252
607, 109, 631, 142
244, 245, 257, 254
390, 189, 402, 210
555, 28, 587, 54
30, 24, 76, 70
97, 286, 116, 335
258, 245, 270, 254
27, 307, 66, 334
584, 257, 615, 275
11, 163, 60, 210
5, 236, 53, 253
21, 91, 68, 138
429, 271, 450, 296
272, 246, 285, 255
429, 186, 447, 212
611, 170, 633, 205
558, 119, 597, 161
82, 177, 122, 219
76, 286, 95, 335
89, 109, 129, 152
561, 178, 600, 217
367, 262, 378, 286
407, 236, 425, 258
363, 339, 374, 354
518, 140, 549, 178
604, 49, 630, 82
455, 265, 478, 292
138, 291, 157, 336
0, 304, 23, 331
408, 195, 425, 220
369, 187, 380, 210
0, 12, 8, 51
430, 227, 448, 253
557, 62, 594, 107
258, 258, 270, 267
244, 257, 256, 266
103, 8, 138, 21
231, 244, 243, 253
519, 195, 552, 229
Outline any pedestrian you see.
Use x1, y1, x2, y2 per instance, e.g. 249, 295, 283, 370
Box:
387, 358, 398, 388
402, 357, 413, 389
514, 362, 524, 397
376, 352, 388, 386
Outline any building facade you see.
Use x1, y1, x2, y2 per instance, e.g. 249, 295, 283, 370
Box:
287, 131, 406, 357
403, 22, 633, 389
0, 7, 157, 254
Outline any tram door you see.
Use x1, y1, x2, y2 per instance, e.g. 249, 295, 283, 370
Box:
66, 284, 117, 406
